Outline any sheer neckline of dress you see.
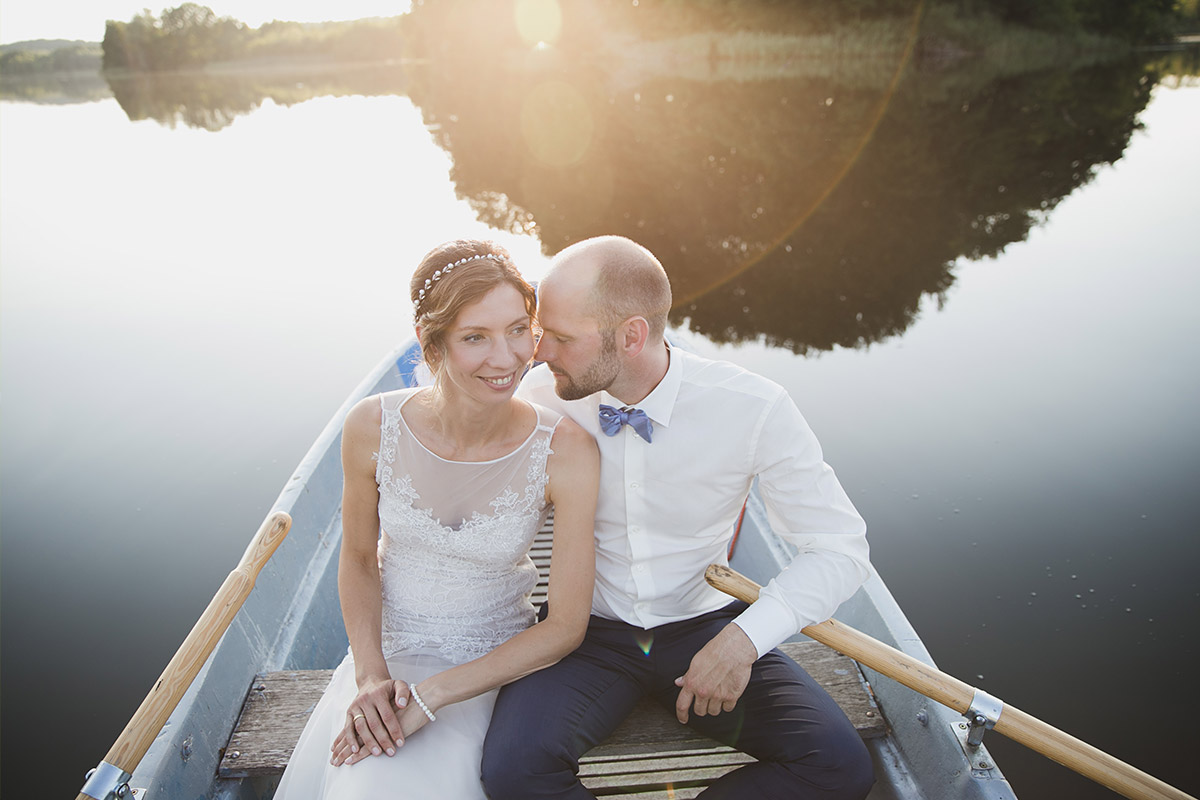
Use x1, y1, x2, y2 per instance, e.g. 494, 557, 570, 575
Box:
392, 389, 542, 466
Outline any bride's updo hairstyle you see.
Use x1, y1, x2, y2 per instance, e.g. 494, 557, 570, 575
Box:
411, 239, 536, 382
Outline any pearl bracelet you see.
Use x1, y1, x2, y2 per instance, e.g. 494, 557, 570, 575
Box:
409, 684, 436, 722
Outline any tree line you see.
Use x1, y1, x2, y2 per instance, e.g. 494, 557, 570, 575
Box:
98, 1, 1194, 74
0, 40, 101, 76
557, 0, 1193, 42
973, 0, 1195, 40
101, 3, 409, 72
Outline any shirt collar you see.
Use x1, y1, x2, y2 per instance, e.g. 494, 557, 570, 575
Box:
600, 341, 679, 428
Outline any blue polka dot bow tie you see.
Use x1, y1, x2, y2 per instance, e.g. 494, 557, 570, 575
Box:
598, 404, 654, 443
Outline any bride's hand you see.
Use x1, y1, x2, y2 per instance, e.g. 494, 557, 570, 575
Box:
330, 675, 409, 766
331, 695, 434, 766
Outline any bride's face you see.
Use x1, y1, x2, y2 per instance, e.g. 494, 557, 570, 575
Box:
441, 283, 535, 402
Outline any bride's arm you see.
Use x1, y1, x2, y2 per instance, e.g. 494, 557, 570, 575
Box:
332, 397, 411, 764
424, 417, 597, 695
333, 416, 598, 765
404, 418, 599, 727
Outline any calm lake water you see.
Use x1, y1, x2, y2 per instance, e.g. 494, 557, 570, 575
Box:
2, 27, 1198, 800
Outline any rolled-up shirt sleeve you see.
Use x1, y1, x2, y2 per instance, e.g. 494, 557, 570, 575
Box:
732, 391, 871, 658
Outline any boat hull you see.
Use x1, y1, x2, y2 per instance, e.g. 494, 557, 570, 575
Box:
731, 494, 1015, 799
126, 342, 1014, 800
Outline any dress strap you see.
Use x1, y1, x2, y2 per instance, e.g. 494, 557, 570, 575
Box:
530, 402, 563, 436
374, 389, 418, 486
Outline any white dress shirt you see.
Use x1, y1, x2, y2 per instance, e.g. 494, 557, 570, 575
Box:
518, 345, 871, 657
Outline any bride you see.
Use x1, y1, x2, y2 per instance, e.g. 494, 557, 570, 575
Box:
274, 240, 598, 799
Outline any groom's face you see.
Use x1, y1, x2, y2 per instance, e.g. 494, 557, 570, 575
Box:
535, 280, 620, 401
544, 330, 620, 401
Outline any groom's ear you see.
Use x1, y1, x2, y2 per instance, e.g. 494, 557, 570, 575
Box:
619, 316, 651, 358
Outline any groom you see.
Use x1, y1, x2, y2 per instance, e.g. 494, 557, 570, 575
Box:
482, 236, 875, 798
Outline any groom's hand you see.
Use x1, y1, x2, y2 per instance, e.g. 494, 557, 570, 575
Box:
674, 623, 757, 724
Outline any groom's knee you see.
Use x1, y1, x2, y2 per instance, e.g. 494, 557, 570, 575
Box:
819, 738, 875, 800
480, 731, 568, 799
479, 733, 515, 797
783, 725, 875, 800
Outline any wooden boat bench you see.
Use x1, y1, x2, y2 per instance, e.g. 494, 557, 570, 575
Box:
218, 522, 886, 798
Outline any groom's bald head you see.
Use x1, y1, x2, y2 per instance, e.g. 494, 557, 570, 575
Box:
542, 236, 672, 339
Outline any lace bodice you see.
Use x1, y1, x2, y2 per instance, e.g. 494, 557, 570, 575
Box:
372, 388, 559, 664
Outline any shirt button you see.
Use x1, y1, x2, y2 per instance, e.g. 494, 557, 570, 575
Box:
631, 525, 640, 533
630, 482, 640, 490
634, 564, 646, 573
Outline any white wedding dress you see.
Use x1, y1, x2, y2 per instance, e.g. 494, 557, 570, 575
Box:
274, 388, 560, 799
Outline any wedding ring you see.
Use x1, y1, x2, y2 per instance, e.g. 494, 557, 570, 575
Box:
352, 713, 367, 722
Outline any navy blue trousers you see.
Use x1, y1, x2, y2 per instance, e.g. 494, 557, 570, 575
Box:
481, 602, 874, 799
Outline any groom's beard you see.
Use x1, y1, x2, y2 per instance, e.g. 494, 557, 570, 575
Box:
553, 333, 620, 401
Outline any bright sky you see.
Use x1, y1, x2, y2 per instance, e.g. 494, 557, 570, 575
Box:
0, 0, 412, 44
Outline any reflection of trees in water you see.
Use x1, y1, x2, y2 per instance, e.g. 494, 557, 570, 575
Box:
407, 48, 1157, 353
92, 8, 1175, 354
104, 65, 408, 131
0, 71, 112, 104
1151, 45, 1200, 84
681, 58, 1157, 353
108, 72, 265, 130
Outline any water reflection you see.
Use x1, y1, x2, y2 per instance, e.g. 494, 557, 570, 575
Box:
104, 64, 409, 130
409, 52, 1166, 354
427, 61, 1166, 357
0, 70, 111, 104
676, 56, 1160, 353
83, 27, 1193, 357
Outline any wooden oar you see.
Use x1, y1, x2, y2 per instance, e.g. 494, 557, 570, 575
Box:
78, 511, 292, 800
705, 564, 1196, 800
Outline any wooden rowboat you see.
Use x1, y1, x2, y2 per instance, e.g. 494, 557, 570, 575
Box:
86, 340, 1019, 800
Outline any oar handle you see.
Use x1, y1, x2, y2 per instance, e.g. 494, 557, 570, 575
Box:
705, 565, 1196, 800
77, 511, 292, 800
705, 565, 976, 708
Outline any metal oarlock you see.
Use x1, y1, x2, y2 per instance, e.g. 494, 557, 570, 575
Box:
965, 688, 1004, 748
80, 761, 132, 800
949, 688, 1005, 771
